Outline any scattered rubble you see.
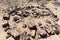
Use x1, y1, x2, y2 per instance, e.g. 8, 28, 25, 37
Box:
1, 0, 60, 40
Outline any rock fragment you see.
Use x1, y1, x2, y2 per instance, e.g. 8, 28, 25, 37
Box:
30, 30, 36, 38
3, 13, 10, 20
37, 28, 48, 38
7, 28, 20, 37
2, 21, 10, 31
13, 15, 21, 23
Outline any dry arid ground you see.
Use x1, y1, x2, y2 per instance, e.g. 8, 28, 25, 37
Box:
0, 0, 60, 40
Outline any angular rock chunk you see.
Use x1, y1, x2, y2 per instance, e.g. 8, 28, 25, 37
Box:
30, 30, 36, 38
37, 28, 48, 38
44, 26, 55, 35
3, 13, 10, 20
13, 15, 21, 23
2, 21, 10, 31
7, 28, 20, 37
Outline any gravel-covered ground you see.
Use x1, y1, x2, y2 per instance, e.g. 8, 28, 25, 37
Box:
0, 0, 60, 40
